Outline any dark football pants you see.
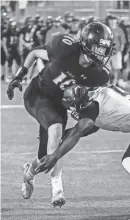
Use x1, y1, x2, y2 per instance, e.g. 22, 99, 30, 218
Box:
23, 77, 68, 160
22, 48, 30, 60
1, 46, 6, 65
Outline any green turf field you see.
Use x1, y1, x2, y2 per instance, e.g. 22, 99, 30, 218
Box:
1, 82, 130, 220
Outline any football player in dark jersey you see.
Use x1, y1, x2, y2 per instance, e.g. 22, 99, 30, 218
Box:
20, 17, 34, 61
61, 11, 75, 32
7, 22, 114, 207
1, 18, 7, 81
3, 20, 21, 82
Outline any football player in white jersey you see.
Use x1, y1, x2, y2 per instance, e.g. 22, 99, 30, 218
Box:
88, 84, 130, 133
35, 85, 130, 176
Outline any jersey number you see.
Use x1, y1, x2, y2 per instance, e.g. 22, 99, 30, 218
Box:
62, 35, 74, 45
53, 72, 75, 90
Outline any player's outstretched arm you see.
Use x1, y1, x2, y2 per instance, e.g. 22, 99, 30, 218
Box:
36, 118, 94, 173
24, 48, 49, 69
7, 48, 49, 100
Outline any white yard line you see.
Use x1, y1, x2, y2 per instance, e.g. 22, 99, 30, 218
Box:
0, 105, 24, 109
1, 149, 124, 156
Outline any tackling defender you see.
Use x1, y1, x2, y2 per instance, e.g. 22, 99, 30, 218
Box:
36, 85, 130, 176
7, 22, 114, 207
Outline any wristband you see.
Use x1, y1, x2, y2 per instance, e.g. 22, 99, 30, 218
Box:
14, 66, 28, 81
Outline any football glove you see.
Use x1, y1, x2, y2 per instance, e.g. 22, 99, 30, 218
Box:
7, 66, 28, 100
63, 84, 88, 107
71, 85, 87, 103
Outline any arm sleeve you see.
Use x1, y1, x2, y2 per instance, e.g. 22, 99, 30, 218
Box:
80, 101, 99, 122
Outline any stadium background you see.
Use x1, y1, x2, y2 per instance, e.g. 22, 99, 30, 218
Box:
3, 1, 130, 20
1, 0, 130, 86
1, 1, 130, 220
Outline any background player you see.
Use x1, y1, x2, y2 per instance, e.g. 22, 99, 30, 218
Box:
2, 19, 21, 82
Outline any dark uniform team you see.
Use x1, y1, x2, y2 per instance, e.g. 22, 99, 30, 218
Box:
1, 11, 112, 82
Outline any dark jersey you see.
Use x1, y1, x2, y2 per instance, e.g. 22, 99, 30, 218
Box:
40, 26, 51, 45
32, 34, 110, 103
32, 26, 41, 47
20, 26, 34, 43
4, 28, 20, 48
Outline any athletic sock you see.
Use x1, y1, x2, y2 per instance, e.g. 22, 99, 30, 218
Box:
51, 170, 63, 196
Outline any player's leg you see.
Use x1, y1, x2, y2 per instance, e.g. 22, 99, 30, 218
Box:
122, 144, 130, 174
26, 98, 66, 205
23, 81, 67, 205
38, 125, 48, 159
25, 125, 48, 181
14, 48, 21, 78
112, 52, 122, 86
6, 51, 13, 82
1, 46, 6, 81
22, 84, 39, 199
22, 48, 30, 83
22, 125, 48, 200
35, 98, 67, 207
47, 123, 65, 207
31, 118, 65, 206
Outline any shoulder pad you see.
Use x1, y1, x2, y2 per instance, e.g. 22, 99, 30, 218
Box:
46, 34, 79, 60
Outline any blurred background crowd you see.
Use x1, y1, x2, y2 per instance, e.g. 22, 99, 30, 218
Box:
1, 0, 130, 89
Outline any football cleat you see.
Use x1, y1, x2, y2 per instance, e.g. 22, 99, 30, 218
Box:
22, 163, 35, 199
51, 190, 66, 208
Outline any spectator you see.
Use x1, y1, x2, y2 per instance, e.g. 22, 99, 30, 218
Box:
119, 19, 129, 80
108, 15, 126, 85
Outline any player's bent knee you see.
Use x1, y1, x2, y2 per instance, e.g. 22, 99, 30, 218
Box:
122, 145, 130, 161
122, 145, 130, 174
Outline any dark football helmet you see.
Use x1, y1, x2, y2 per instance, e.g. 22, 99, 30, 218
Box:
80, 22, 115, 67
46, 16, 53, 27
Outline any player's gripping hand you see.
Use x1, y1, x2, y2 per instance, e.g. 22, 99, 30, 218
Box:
7, 66, 28, 100
7, 78, 22, 100
35, 154, 58, 174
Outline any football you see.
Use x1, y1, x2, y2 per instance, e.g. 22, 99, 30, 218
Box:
62, 84, 87, 107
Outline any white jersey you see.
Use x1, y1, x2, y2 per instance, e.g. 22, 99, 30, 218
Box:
88, 85, 130, 133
